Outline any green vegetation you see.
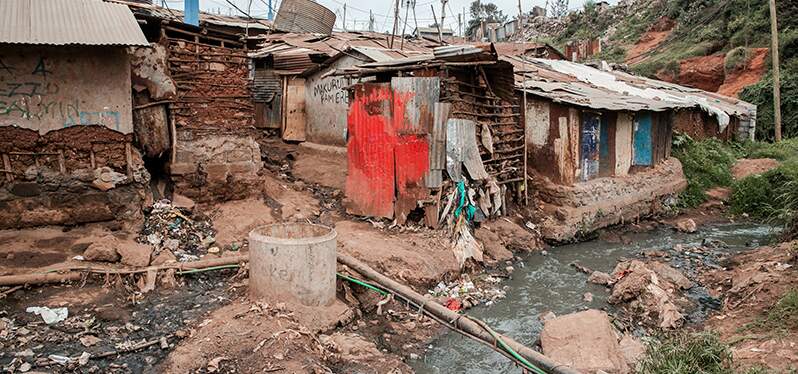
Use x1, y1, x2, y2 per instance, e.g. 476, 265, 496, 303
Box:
638, 332, 733, 374
730, 139, 798, 239
724, 47, 752, 73
739, 69, 798, 140
672, 135, 741, 207
740, 289, 798, 336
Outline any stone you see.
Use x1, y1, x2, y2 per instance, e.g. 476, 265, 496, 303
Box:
539, 311, 557, 323
583, 292, 594, 302
9, 182, 41, 197
91, 179, 116, 192
117, 241, 154, 267
619, 335, 646, 369
171, 193, 195, 210
647, 261, 693, 289
674, 218, 697, 233
540, 309, 630, 374
588, 271, 615, 286
83, 235, 121, 262
151, 250, 177, 266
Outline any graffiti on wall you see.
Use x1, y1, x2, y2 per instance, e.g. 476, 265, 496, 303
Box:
0, 56, 120, 130
311, 77, 349, 105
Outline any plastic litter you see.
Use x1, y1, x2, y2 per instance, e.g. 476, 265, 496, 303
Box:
26, 306, 68, 325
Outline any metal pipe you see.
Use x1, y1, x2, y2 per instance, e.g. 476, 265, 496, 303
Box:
337, 253, 581, 374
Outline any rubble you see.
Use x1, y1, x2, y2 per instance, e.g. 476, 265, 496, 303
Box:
608, 260, 691, 329
83, 235, 123, 262
25, 307, 68, 325
138, 199, 216, 262
428, 274, 507, 309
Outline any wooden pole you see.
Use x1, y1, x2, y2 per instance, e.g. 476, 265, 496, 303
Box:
343, 3, 347, 31
337, 254, 581, 374
439, 0, 448, 43
390, 0, 400, 48
769, 0, 782, 141
401, 0, 410, 50
431, 5, 442, 44
519, 0, 529, 205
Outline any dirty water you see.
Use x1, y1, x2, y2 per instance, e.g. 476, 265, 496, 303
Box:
412, 222, 777, 374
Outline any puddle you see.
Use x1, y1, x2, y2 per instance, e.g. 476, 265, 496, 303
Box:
411, 222, 778, 374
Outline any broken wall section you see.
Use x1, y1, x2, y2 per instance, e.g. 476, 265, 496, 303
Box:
0, 126, 149, 229
165, 37, 262, 202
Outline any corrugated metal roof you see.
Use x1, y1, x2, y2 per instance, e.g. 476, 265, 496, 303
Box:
0, 0, 149, 46
115, 0, 272, 31
505, 55, 757, 131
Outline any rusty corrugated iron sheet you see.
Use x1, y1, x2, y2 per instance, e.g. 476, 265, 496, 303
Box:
394, 135, 430, 224
116, 0, 272, 30
274, 0, 336, 35
391, 77, 440, 135
505, 55, 757, 129
345, 83, 396, 218
426, 102, 450, 188
0, 0, 148, 46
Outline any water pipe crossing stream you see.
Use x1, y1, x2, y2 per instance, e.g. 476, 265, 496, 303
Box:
412, 222, 778, 374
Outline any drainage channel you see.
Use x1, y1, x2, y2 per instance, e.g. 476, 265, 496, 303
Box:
411, 222, 778, 373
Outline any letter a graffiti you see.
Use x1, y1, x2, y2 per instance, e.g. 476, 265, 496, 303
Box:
32, 57, 51, 77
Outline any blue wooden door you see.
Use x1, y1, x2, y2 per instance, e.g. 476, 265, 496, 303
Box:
633, 112, 653, 166
581, 113, 600, 181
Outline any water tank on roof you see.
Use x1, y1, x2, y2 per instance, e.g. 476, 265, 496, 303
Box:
274, 0, 336, 35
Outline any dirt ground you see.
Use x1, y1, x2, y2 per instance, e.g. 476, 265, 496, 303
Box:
701, 241, 798, 372
718, 48, 769, 98
1, 138, 548, 373
626, 17, 675, 64
731, 158, 781, 181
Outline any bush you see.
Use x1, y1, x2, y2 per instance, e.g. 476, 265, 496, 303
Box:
739, 69, 798, 141
638, 332, 733, 374
672, 137, 741, 207
724, 47, 751, 73
731, 159, 798, 238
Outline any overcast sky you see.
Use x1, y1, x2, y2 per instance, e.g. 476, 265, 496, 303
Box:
163, 0, 617, 35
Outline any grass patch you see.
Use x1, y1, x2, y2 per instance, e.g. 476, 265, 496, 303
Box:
724, 47, 751, 73
638, 331, 733, 374
742, 138, 798, 161
672, 135, 742, 207
740, 289, 798, 336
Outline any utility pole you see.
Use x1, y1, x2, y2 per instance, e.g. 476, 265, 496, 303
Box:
369, 10, 375, 32
267, 0, 273, 20
401, 0, 410, 50
391, 0, 400, 48
439, 0, 448, 43
518, 0, 529, 205
343, 3, 347, 31
412, 0, 419, 37
769, 0, 782, 141
458, 13, 462, 37
431, 5, 442, 43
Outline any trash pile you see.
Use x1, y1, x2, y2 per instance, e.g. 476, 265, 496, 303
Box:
428, 274, 506, 311
139, 200, 216, 262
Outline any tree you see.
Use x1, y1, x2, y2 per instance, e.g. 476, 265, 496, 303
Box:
549, 0, 569, 18
466, 1, 508, 37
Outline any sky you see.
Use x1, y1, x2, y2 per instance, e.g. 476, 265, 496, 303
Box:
160, 0, 617, 35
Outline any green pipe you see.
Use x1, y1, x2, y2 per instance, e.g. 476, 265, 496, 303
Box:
336, 273, 389, 296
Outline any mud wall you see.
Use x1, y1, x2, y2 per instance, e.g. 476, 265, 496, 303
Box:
0, 126, 148, 229
0, 45, 133, 134
525, 97, 580, 185
164, 37, 262, 201
673, 109, 732, 141
304, 55, 358, 146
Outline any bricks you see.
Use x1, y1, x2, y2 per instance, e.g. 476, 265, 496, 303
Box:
169, 162, 197, 176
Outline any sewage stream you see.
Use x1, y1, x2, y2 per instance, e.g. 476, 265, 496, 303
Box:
411, 222, 777, 374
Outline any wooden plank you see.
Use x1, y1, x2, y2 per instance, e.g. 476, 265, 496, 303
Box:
282, 77, 307, 142
614, 113, 633, 176
633, 112, 653, 166
580, 113, 600, 181
2, 154, 12, 182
